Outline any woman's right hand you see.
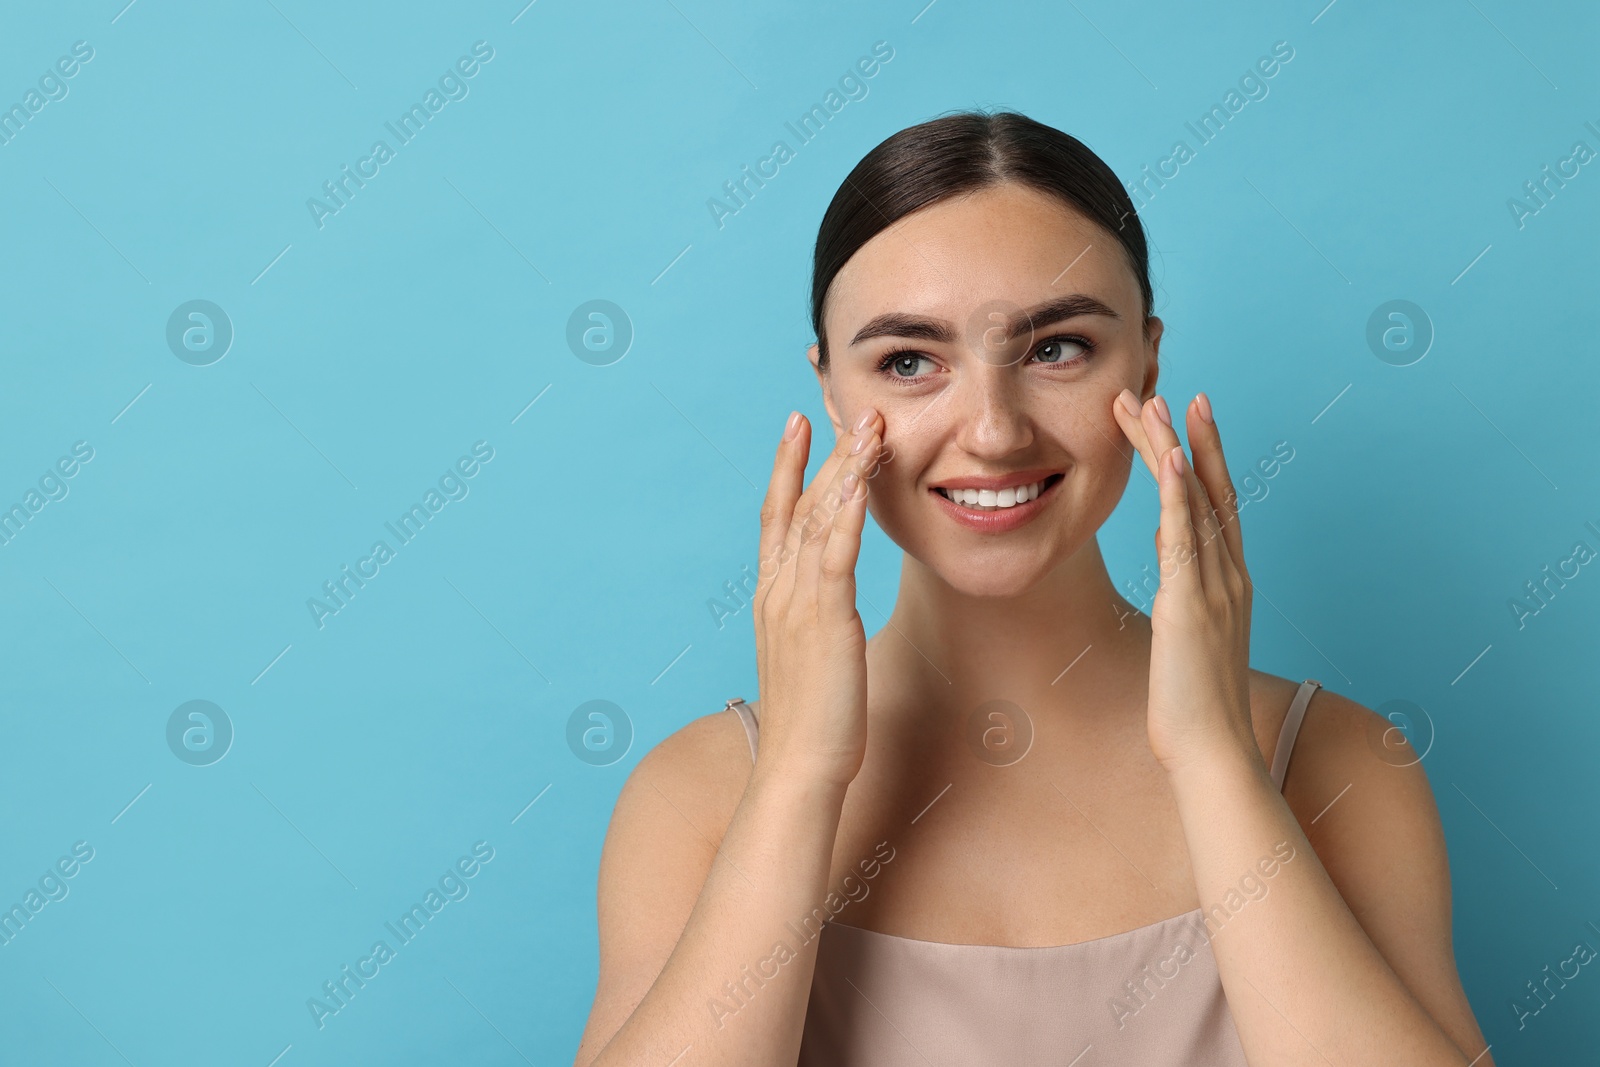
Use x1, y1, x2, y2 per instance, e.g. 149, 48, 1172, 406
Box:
751, 406, 886, 791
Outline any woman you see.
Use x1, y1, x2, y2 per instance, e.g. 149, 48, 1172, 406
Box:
574, 110, 1494, 1065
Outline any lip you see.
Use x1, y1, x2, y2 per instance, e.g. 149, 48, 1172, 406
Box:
929, 467, 1062, 492
929, 472, 1063, 534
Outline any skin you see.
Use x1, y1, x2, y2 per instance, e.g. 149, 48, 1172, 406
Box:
573, 182, 1494, 1065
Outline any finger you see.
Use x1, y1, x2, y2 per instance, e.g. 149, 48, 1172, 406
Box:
796, 425, 882, 593
775, 408, 881, 601
813, 440, 880, 613
784, 407, 880, 559
1158, 398, 1231, 589
1113, 388, 1160, 478
1155, 445, 1201, 599
1185, 393, 1246, 577
757, 411, 809, 592
1141, 396, 1226, 590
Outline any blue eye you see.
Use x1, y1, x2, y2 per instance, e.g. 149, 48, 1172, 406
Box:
1035, 337, 1093, 364
882, 353, 933, 377
873, 335, 1096, 383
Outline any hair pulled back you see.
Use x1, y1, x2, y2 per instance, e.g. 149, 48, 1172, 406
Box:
810, 109, 1154, 370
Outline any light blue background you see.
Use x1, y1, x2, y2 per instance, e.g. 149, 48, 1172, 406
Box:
0, 0, 1594, 1063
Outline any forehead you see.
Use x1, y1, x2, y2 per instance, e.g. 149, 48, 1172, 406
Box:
825, 182, 1139, 342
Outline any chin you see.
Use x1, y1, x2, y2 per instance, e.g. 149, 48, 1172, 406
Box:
931, 558, 1053, 599
878, 515, 1065, 600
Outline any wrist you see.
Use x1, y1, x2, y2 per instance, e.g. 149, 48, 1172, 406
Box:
746, 758, 852, 811
1160, 740, 1271, 796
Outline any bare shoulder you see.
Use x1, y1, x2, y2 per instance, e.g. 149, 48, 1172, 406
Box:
1245, 670, 1440, 880
1245, 669, 1306, 762
608, 702, 755, 845
1254, 673, 1494, 1062
1272, 679, 1438, 848
597, 702, 755, 936
1243, 670, 1417, 813
573, 703, 755, 1063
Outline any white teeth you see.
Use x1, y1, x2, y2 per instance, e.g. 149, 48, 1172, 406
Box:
938, 478, 1049, 511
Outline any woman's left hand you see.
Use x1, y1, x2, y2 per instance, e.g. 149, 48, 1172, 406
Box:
1112, 389, 1259, 776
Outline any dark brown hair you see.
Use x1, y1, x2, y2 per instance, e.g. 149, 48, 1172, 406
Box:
809, 109, 1154, 371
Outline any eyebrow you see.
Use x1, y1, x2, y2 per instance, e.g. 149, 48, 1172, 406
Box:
849, 294, 1122, 347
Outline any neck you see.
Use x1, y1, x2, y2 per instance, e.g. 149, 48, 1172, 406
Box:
874, 537, 1153, 719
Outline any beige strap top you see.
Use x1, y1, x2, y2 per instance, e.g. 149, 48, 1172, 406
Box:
724, 679, 1322, 1066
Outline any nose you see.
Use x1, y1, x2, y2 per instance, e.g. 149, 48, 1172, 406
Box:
952, 364, 1034, 459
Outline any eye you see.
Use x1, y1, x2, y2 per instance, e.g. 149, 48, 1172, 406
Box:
1032, 335, 1096, 366
871, 334, 1097, 385
876, 351, 937, 379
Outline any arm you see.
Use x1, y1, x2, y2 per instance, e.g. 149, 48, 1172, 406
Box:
1166, 693, 1494, 1065
574, 405, 889, 1065
1112, 388, 1492, 1065
572, 719, 849, 1067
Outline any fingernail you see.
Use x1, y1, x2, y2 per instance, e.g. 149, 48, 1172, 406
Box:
1195, 393, 1213, 424
1154, 396, 1171, 427
841, 472, 861, 499
1117, 389, 1141, 419
1170, 447, 1186, 476
851, 432, 871, 454
852, 407, 876, 433
783, 411, 801, 441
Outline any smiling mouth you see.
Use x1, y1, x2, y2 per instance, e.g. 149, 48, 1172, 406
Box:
933, 473, 1064, 511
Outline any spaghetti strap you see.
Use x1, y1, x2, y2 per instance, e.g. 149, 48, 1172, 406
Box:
1269, 679, 1321, 792
725, 697, 758, 764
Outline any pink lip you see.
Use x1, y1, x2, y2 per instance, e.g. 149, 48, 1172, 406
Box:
929, 467, 1061, 492
929, 474, 1062, 534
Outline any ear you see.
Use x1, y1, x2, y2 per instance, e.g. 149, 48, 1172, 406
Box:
1139, 316, 1164, 403
808, 343, 844, 436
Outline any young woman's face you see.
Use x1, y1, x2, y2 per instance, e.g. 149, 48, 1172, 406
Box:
813, 181, 1163, 597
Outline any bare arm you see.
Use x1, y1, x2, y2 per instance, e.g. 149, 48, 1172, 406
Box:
574, 405, 889, 1065
572, 726, 849, 1067
1113, 388, 1493, 1065
1166, 694, 1494, 1066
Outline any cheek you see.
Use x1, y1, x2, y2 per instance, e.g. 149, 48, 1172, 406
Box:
860, 439, 899, 483
859, 436, 931, 531
1044, 389, 1130, 467
862, 445, 919, 528
866, 408, 941, 485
